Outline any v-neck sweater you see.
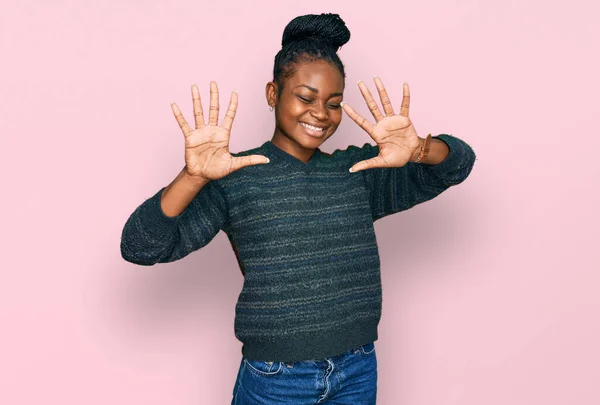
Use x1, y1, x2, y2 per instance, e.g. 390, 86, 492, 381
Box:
120, 134, 476, 362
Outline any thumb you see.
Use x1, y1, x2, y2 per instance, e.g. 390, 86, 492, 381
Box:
231, 155, 270, 172
349, 156, 387, 173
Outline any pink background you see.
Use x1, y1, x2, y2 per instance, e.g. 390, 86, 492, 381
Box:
2, 0, 599, 403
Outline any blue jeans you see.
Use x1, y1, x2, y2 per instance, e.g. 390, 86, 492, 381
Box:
231, 342, 377, 404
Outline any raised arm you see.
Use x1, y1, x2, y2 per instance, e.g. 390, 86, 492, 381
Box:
342, 77, 475, 221
120, 82, 270, 265
348, 135, 475, 221
120, 172, 228, 265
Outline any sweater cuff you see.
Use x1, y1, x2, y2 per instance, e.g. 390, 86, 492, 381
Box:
138, 187, 180, 237
427, 134, 474, 174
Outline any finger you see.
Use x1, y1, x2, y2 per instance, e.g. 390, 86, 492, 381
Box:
231, 154, 270, 171
208, 81, 219, 126
399, 83, 410, 117
357, 80, 384, 122
349, 156, 389, 173
373, 76, 395, 116
191, 84, 205, 129
221, 91, 238, 133
341, 102, 375, 136
171, 102, 193, 137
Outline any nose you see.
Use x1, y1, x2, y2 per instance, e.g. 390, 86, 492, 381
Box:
309, 102, 328, 121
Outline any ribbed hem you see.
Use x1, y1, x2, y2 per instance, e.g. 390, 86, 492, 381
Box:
239, 320, 379, 363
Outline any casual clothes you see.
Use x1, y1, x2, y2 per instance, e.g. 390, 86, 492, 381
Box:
232, 342, 378, 404
120, 134, 476, 363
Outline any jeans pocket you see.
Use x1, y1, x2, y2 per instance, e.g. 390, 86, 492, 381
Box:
243, 358, 284, 377
359, 342, 376, 356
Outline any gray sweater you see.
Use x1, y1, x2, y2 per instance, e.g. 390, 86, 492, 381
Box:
120, 134, 476, 362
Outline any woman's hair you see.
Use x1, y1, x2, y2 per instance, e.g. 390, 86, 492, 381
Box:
273, 13, 351, 96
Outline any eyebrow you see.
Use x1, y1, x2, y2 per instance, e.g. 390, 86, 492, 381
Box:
295, 84, 343, 98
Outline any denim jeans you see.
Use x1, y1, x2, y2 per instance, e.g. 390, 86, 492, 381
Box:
231, 342, 377, 404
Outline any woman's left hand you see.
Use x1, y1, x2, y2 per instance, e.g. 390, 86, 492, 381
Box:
341, 77, 424, 172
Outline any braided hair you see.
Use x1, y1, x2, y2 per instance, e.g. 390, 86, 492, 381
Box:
273, 13, 351, 96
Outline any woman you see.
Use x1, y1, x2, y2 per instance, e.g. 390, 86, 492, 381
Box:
120, 13, 476, 404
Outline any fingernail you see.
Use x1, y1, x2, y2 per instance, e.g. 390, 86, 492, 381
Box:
374, 75, 378, 78
340, 101, 345, 107
349, 167, 354, 173
264, 158, 270, 163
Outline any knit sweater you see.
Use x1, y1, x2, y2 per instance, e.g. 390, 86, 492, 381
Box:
120, 134, 476, 362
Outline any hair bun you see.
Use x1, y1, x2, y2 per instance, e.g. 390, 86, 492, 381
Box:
281, 13, 350, 50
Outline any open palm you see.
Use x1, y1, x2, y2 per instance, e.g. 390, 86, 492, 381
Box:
171, 82, 269, 181
342, 78, 423, 172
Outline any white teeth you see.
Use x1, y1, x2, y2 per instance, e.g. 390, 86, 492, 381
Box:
301, 122, 325, 131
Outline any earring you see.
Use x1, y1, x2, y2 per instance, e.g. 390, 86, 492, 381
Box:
269, 106, 274, 111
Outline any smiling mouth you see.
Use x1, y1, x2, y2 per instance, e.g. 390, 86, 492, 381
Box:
300, 122, 327, 132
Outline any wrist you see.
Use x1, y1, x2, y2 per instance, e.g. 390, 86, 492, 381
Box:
410, 137, 425, 163
181, 168, 210, 187
412, 134, 432, 163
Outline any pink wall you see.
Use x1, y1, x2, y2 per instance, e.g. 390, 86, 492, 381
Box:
2, 0, 598, 403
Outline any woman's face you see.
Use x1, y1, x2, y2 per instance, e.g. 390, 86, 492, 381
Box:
266, 60, 344, 158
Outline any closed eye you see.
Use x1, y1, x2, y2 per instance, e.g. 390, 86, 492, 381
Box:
297, 94, 341, 109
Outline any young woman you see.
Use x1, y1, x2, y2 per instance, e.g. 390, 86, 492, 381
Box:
120, 13, 476, 405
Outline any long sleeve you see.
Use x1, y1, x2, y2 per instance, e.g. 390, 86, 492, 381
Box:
120, 180, 229, 265
352, 134, 476, 222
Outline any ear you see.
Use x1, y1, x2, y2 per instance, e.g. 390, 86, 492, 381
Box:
265, 81, 278, 108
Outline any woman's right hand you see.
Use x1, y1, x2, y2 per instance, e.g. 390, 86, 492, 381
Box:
171, 82, 270, 181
